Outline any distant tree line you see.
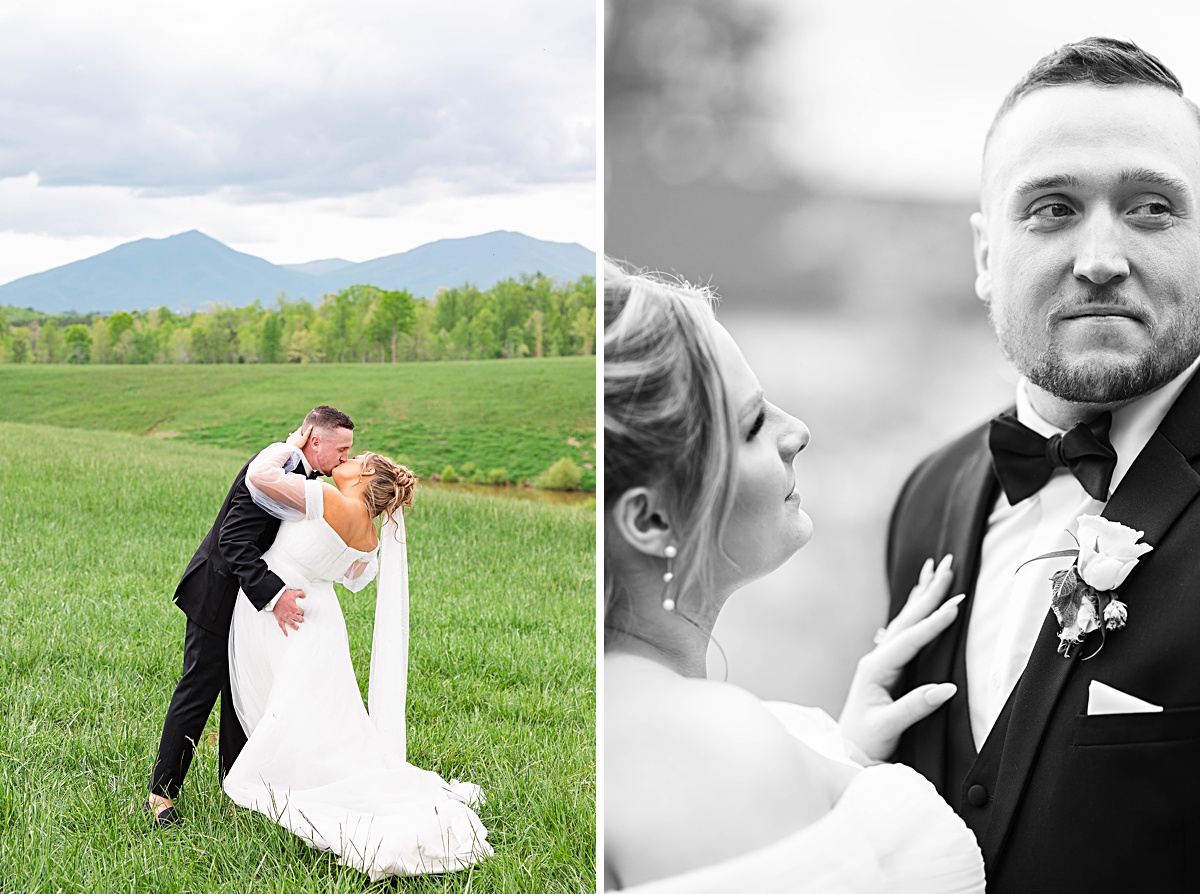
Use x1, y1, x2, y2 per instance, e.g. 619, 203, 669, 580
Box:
0, 274, 595, 364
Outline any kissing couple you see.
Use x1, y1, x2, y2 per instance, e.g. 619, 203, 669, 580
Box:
143, 404, 492, 879
605, 37, 1200, 893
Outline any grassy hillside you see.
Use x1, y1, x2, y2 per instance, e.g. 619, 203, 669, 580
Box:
0, 358, 596, 490
0, 422, 595, 892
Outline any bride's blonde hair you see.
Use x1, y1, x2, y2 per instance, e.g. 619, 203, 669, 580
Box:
357, 452, 417, 522
604, 258, 737, 618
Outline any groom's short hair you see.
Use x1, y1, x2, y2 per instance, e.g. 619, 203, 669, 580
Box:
986, 37, 1196, 145
304, 405, 354, 434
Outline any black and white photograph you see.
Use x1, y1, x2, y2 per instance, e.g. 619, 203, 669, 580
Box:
603, 1, 1200, 890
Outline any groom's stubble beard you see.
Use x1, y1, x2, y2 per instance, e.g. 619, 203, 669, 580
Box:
989, 284, 1200, 404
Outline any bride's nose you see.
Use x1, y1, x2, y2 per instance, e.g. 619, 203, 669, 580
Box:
779, 414, 810, 462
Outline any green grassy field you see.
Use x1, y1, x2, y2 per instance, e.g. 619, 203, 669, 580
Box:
0, 358, 596, 491
0, 422, 595, 892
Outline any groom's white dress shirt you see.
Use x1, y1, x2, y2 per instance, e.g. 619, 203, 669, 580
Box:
965, 355, 1200, 750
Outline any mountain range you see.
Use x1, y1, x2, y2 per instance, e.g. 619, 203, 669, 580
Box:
0, 230, 596, 314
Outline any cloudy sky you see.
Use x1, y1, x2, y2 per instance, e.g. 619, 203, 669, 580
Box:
0, 0, 596, 285
765, 0, 1200, 200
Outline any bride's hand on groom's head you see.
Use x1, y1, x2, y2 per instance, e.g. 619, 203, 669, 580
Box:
287, 425, 313, 449
838, 556, 963, 763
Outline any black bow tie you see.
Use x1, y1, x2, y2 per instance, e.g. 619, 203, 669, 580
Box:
988, 411, 1117, 505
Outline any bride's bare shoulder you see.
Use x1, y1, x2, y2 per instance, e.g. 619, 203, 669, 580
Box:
605, 653, 841, 886
606, 654, 811, 782
319, 484, 377, 549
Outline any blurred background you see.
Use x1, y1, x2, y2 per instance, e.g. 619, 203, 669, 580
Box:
604, 0, 1200, 712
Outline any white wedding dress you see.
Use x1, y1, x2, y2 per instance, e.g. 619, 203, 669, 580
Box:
223, 445, 492, 879
612, 696, 984, 893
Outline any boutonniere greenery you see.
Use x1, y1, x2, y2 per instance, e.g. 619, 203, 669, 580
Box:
1021, 515, 1153, 659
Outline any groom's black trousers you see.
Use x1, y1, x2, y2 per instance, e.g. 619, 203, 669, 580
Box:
149, 618, 247, 798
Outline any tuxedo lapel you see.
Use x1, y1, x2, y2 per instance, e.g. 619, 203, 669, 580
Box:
980, 609, 1080, 862
928, 441, 997, 682
1103, 432, 1200, 551
911, 432, 997, 792
1103, 368, 1200, 554
980, 373, 1200, 864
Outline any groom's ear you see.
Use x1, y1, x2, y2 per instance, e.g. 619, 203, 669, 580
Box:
611, 487, 674, 558
970, 211, 993, 305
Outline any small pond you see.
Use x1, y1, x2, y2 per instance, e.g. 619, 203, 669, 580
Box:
421, 479, 594, 507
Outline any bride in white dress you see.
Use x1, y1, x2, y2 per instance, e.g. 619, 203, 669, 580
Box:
603, 261, 985, 892
222, 435, 492, 879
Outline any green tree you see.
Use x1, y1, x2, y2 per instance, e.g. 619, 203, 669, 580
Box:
448, 317, 471, 360
89, 318, 111, 363
399, 300, 439, 361
64, 324, 92, 364
571, 305, 595, 355
468, 305, 500, 359
37, 321, 65, 363
166, 328, 190, 363
503, 325, 529, 358
259, 313, 283, 363
108, 311, 135, 343
434, 286, 461, 334
527, 309, 545, 358
147, 306, 179, 362
288, 327, 321, 363
188, 314, 225, 363
0, 273, 595, 366
10, 328, 30, 362
319, 286, 373, 362
365, 289, 416, 362
130, 325, 159, 364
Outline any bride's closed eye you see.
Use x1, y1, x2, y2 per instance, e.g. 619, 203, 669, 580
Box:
746, 410, 766, 441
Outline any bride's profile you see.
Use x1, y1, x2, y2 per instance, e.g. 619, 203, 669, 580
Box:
222, 428, 492, 879
603, 260, 985, 892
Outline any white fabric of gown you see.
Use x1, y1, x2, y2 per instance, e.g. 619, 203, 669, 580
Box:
619, 704, 984, 894
223, 478, 492, 879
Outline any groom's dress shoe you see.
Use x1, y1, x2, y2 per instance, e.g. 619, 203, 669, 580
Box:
138, 799, 182, 828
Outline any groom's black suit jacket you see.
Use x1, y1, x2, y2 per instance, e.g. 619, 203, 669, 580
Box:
887, 371, 1200, 893
173, 457, 309, 636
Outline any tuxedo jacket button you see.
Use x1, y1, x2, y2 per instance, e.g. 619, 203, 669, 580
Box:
967, 784, 989, 807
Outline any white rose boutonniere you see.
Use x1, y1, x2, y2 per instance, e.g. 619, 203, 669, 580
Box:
1076, 515, 1153, 590
1020, 515, 1153, 659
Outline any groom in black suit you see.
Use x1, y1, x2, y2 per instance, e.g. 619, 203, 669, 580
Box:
888, 38, 1200, 892
145, 405, 355, 825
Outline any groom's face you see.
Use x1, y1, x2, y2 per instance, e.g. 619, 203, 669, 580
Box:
971, 83, 1200, 403
310, 426, 355, 475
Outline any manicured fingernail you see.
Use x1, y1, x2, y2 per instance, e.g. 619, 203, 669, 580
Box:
920, 557, 934, 583
925, 682, 957, 705
944, 593, 966, 609
936, 554, 954, 573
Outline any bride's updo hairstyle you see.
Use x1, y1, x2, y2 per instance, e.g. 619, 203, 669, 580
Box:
604, 258, 737, 616
358, 452, 417, 522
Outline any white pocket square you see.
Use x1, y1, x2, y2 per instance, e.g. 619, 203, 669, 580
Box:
1087, 680, 1163, 715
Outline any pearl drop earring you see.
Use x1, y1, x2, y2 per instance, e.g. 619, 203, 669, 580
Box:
661, 545, 677, 611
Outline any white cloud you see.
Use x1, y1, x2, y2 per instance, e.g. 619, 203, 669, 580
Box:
0, 0, 596, 287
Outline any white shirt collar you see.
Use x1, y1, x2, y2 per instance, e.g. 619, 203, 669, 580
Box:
298, 450, 314, 477
1015, 353, 1200, 493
